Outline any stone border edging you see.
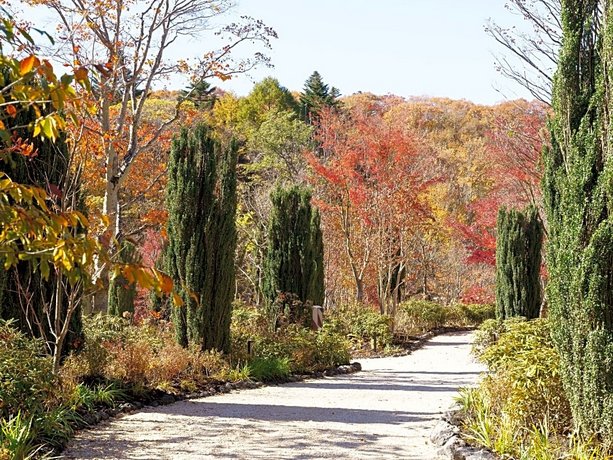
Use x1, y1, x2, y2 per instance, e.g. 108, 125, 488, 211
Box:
430, 410, 497, 460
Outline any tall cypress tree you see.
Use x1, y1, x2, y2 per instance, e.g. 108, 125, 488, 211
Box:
165, 124, 237, 352
263, 186, 325, 314
543, 1, 613, 440
308, 208, 325, 306
495, 206, 543, 319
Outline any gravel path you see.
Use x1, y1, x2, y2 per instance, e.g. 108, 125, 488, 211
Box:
62, 331, 484, 460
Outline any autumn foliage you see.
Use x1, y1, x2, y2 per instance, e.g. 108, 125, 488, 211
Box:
306, 96, 546, 307
308, 105, 433, 313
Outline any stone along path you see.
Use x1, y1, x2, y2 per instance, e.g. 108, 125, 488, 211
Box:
62, 331, 485, 460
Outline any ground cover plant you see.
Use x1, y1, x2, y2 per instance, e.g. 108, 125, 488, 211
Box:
458, 318, 611, 459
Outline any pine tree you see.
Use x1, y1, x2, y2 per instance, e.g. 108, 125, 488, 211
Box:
495, 206, 542, 319
108, 240, 139, 317
179, 80, 217, 110
299, 71, 340, 123
165, 124, 237, 352
262, 186, 325, 322
543, 1, 613, 440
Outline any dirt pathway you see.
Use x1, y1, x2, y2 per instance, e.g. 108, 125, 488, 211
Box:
62, 331, 484, 459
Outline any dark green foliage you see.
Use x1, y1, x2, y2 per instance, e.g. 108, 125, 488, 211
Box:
107, 240, 139, 317
0, 101, 83, 355
165, 124, 237, 352
299, 71, 340, 123
309, 209, 325, 306
543, 1, 613, 441
495, 206, 543, 320
262, 186, 325, 322
179, 80, 217, 110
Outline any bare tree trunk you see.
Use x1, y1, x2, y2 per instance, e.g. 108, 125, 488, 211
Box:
421, 244, 429, 300
355, 277, 364, 303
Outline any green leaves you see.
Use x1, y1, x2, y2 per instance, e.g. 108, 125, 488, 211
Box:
543, 1, 613, 443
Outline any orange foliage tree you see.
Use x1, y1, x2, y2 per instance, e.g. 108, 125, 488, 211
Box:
453, 100, 548, 267
26, 0, 276, 307
0, 13, 175, 369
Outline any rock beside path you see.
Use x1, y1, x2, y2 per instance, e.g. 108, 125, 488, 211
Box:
430, 412, 497, 460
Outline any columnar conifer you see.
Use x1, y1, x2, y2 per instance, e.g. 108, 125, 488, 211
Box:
263, 186, 325, 313
543, 0, 613, 440
495, 206, 542, 319
165, 124, 237, 352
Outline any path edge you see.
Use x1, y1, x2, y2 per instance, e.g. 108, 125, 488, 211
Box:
430, 409, 498, 460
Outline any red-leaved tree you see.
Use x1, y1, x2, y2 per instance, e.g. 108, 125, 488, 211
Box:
308, 106, 433, 315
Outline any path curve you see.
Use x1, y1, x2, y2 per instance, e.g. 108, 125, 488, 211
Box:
62, 331, 484, 459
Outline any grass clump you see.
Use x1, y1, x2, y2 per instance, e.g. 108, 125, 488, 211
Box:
247, 357, 291, 382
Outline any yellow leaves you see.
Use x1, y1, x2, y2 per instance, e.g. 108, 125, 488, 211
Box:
33, 115, 62, 141
40, 260, 50, 279
19, 55, 38, 75
172, 292, 184, 307
156, 270, 173, 293
53, 242, 73, 272
115, 263, 180, 305
0, 173, 98, 283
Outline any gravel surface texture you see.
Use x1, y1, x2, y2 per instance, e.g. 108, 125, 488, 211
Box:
62, 331, 484, 459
